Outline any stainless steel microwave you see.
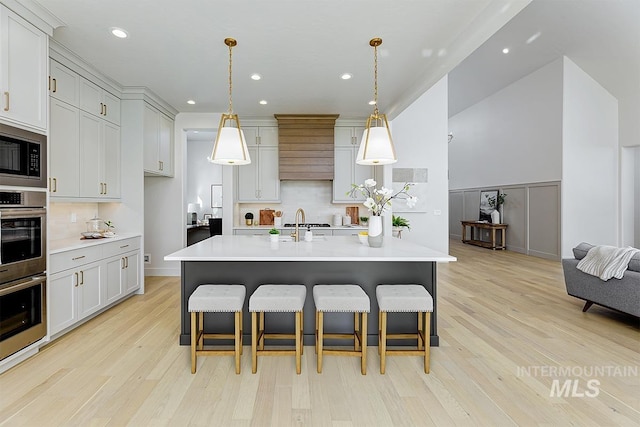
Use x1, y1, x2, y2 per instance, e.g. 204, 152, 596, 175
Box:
0, 123, 47, 188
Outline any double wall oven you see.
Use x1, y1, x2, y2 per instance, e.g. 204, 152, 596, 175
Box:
0, 122, 47, 361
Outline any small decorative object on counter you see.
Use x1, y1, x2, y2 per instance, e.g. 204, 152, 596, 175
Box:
343, 214, 351, 226
274, 211, 283, 228
359, 216, 369, 225
304, 226, 313, 242
392, 215, 410, 239
245, 212, 254, 226
268, 227, 280, 242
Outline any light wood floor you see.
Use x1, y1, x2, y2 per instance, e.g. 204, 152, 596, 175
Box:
1, 240, 638, 426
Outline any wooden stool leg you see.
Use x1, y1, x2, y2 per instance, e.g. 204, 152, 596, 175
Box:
300, 309, 304, 356
240, 310, 243, 355
198, 312, 204, 350
315, 310, 318, 354
252, 312, 258, 374
317, 311, 324, 373
424, 312, 431, 374
361, 312, 367, 375
234, 311, 241, 374
295, 311, 302, 374
354, 312, 360, 351
378, 312, 381, 355
259, 312, 265, 350
191, 312, 197, 374
380, 311, 387, 374
417, 311, 424, 350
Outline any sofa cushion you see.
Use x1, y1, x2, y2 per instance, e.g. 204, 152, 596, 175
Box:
573, 242, 640, 272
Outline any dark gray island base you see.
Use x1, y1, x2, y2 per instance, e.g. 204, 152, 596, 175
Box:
178, 260, 438, 347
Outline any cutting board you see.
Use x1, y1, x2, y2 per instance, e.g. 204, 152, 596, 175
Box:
259, 209, 275, 225
346, 206, 359, 225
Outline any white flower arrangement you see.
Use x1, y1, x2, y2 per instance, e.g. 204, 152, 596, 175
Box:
348, 178, 417, 216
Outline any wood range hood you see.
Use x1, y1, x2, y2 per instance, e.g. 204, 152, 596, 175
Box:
275, 114, 339, 180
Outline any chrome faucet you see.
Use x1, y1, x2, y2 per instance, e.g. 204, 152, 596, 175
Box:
291, 208, 306, 242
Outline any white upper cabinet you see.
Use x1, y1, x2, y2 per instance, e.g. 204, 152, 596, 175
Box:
143, 102, 174, 177
49, 98, 80, 197
236, 126, 279, 202
0, 5, 47, 131
49, 59, 79, 106
79, 111, 121, 199
80, 78, 120, 125
333, 125, 373, 202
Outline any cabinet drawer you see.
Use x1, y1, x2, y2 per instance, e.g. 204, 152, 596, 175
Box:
50, 245, 103, 273
102, 238, 141, 258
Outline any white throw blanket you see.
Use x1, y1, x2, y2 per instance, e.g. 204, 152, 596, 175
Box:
577, 245, 640, 281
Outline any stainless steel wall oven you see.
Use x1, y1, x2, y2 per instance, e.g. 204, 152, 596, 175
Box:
0, 190, 46, 360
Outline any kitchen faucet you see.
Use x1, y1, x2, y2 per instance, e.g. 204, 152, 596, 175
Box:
291, 208, 306, 242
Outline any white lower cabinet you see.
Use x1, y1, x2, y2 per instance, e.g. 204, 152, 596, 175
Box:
49, 261, 102, 336
49, 237, 141, 338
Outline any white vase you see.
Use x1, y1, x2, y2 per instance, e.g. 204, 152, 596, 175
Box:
270, 234, 279, 242
368, 216, 383, 247
274, 217, 282, 228
491, 209, 500, 224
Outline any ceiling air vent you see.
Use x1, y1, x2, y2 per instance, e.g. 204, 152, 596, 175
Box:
275, 114, 339, 180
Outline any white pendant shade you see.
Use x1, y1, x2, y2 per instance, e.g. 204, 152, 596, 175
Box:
209, 126, 251, 165
356, 126, 397, 165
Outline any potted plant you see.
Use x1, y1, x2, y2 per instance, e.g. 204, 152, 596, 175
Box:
268, 227, 280, 242
392, 215, 410, 238
486, 193, 507, 224
359, 216, 369, 225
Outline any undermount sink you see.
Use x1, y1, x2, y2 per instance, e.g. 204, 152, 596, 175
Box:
268, 235, 327, 242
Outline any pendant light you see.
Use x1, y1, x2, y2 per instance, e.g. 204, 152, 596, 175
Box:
356, 38, 397, 165
209, 38, 251, 165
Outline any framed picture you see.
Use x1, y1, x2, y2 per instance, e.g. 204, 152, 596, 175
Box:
479, 190, 498, 221
203, 214, 212, 221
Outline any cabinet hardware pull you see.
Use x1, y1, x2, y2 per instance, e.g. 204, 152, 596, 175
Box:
120, 245, 129, 249
3, 92, 9, 111
48, 76, 51, 91
104, 104, 107, 115
53, 78, 57, 93
72, 255, 85, 261
53, 178, 57, 192
104, 182, 107, 194
125, 257, 128, 268
100, 102, 104, 115
80, 270, 84, 285
121, 258, 125, 269
159, 161, 163, 171
75, 272, 79, 287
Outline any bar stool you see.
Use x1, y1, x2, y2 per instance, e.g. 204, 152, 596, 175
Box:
188, 284, 245, 374
249, 284, 306, 374
313, 284, 370, 375
376, 284, 433, 374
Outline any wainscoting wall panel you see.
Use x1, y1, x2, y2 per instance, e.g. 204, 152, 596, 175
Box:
449, 181, 560, 260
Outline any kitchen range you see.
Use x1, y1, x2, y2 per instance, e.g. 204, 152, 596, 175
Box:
0, 190, 47, 361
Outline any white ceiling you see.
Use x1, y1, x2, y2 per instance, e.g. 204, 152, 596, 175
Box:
20, 0, 639, 132
27, 0, 529, 119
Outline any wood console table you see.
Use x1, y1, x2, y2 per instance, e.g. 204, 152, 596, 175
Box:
461, 221, 508, 250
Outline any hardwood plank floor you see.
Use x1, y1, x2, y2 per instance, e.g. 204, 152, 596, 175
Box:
1, 240, 638, 426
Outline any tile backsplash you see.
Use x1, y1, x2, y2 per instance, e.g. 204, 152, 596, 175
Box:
237, 181, 363, 225
49, 202, 100, 241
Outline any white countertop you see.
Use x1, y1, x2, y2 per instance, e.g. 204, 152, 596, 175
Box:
233, 225, 367, 230
164, 235, 456, 262
49, 232, 142, 254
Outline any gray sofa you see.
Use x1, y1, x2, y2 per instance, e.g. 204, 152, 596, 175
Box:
562, 243, 640, 317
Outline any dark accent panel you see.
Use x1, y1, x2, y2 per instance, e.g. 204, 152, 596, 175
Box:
179, 261, 439, 347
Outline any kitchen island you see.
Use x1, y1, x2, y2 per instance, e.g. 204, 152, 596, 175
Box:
165, 235, 455, 346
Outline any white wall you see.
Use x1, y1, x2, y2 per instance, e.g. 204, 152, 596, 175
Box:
636, 147, 640, 247
561, 57, 619, 256
448, 58, 563, 190
620, 146, 637, 247
186, 138, 223, 219
390, 76, 450, 254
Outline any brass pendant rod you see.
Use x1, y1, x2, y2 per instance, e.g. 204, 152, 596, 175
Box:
370, 37, 382, 118
225, 37, 237, 115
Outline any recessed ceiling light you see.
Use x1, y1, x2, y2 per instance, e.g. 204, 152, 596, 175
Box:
187, 100, 196, 105
259, 100, 268, 105
251, 73, 262, 80
526, 32, 541, 44
368, 100, 376, 105
502, 48, 509, 54
341, 73, 353, 80
110, 27, 128, 39
193, 130, 199, 133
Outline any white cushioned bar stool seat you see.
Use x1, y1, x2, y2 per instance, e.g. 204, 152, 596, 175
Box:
313, 285, 370, 375
249, 285, 306, 374
376, 284, 433, 374
188, 284, 245, 374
